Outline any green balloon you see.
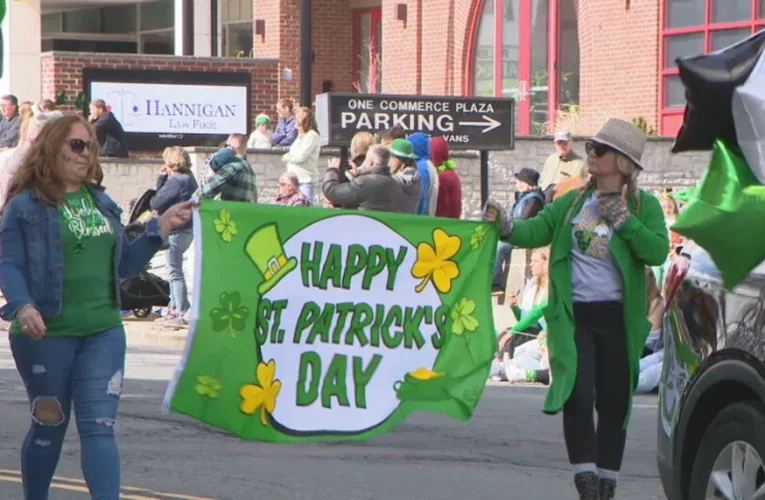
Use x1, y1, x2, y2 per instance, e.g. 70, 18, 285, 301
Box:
0, 0, 5, 26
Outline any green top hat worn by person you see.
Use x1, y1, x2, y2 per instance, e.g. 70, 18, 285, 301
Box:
389, 138, 417, 160
244, 223, 297, 295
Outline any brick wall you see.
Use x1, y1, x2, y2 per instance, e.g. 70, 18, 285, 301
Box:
313, 0, 355, 97
39, 52, 279, 128
576, 0, 661, 135
252, 0, 354, 105
253, 0, 300, 101
381, 0, 422, 94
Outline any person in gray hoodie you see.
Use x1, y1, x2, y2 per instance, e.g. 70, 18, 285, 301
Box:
389, 138, 422, 215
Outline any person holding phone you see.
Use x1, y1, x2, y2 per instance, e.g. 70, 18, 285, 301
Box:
483, 118, 668, 500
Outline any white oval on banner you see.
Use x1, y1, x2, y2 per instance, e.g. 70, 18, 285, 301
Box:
258, 214, 442, 434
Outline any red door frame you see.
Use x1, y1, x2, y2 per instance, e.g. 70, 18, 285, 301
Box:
658, 0, 765, 135
468, 0, 561, 135
352, 7, 383, 93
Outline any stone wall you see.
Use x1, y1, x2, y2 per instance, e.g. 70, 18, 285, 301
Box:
100, 157, 162, 213
186, 135, 710, 219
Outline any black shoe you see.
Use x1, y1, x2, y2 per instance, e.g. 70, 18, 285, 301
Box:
574, 472, 599, 500
599, 478, 616, 500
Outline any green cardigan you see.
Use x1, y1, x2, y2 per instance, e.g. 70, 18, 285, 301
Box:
504, 186, 668, 427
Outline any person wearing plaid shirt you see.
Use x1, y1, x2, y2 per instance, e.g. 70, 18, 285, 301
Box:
199, 147, 257, 202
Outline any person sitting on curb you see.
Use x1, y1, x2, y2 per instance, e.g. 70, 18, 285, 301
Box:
322, 145, 402, 212
275, 171, 311, 207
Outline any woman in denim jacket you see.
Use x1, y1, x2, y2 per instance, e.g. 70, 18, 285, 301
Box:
0, 115, 193, 499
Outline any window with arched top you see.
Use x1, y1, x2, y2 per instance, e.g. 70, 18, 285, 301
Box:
467, 0, 580, 136
660, 0, 765, 136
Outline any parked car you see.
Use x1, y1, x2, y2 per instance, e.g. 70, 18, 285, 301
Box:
658, 243, 765, 499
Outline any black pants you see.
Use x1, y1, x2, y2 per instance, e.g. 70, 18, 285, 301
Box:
563, 301, 631, 473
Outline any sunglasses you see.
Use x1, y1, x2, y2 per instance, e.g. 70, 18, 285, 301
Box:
584, 140, 615, 158
69, 138, 92, 154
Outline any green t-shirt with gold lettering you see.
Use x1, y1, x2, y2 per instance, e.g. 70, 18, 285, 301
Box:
11, 187, 123, 336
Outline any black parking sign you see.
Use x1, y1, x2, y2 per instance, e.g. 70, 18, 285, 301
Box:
315, 93, 515, 150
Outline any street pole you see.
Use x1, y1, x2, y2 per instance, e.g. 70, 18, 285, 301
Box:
480, 150, 489, 208
299, 0, 312, 107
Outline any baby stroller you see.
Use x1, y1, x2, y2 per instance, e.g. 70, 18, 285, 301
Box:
121, 189, 171, 318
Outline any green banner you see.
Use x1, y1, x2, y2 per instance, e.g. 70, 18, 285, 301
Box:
163, 202, 499, 442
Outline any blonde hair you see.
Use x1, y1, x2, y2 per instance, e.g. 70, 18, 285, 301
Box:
350, 132, 375, 159
659, 192, 679, 217
531, 247, 550, 304
5, 115, 102, 208
162, 146, 191, 173
564, 152, 641, 223
18, 101, 34, 144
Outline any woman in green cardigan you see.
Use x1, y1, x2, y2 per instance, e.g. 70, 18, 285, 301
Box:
484, 118, 668, 500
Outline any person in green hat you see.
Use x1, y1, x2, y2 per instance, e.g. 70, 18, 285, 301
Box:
388, 138, 422, 214
247, 113, 273, 149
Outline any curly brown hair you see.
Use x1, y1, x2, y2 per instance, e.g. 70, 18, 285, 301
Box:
4, 114, 103, 208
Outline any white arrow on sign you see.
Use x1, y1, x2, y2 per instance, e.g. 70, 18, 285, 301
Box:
458, 115, 502, 134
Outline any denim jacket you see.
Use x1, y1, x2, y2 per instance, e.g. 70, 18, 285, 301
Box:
0, 185, 165, 320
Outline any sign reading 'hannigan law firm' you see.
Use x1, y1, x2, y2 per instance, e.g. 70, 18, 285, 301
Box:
83, 68, 252, 150
164, 203, 498, 442
316, 93, 515, 150
90, 81, 248, 135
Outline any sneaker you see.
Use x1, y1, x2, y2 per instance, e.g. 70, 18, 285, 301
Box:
502, 361, 528, 383
164, 316, 188, 329
155, 310, 177, 323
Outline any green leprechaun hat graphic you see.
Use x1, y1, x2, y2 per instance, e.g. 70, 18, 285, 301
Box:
244, 223, 297, 295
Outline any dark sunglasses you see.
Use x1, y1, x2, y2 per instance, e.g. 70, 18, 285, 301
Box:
69, 138, 92, 154
584, 140, 614, 158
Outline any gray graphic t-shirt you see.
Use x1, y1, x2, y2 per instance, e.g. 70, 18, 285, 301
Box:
570, 193, 623, 302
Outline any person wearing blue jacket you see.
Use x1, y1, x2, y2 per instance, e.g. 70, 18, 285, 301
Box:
407, 133, 437, 215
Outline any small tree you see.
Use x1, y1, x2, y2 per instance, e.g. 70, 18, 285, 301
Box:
353, 38, 381, 93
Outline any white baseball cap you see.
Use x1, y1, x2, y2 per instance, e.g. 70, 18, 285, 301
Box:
554, 128, 572, 142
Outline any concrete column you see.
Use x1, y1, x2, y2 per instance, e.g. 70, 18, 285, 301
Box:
0, 0, 42, 101
193, 0, 213, 56
175, 0, 214, 56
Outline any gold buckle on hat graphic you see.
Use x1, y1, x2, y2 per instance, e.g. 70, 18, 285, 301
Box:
244, 223, 297, 295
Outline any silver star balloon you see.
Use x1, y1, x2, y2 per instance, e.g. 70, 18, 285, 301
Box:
732, 48, 765, 185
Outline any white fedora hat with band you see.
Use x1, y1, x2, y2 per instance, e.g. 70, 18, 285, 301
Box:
590, 118, 648, 170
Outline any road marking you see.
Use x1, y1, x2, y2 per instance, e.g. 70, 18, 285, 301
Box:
0, 470, 214, 499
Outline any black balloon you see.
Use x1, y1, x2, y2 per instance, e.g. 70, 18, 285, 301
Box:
672, 29, 765, 154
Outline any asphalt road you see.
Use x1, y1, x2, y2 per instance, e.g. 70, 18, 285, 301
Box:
0, 336, 667, 500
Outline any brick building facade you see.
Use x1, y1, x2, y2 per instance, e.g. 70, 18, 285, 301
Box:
40, 52, 279, 119
27, 0, 765, 140
252, 0, 765, 137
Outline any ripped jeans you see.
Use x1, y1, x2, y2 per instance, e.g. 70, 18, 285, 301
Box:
10, 325, 126, 500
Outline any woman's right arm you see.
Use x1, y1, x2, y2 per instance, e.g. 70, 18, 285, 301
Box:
0, 200, 32, 319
